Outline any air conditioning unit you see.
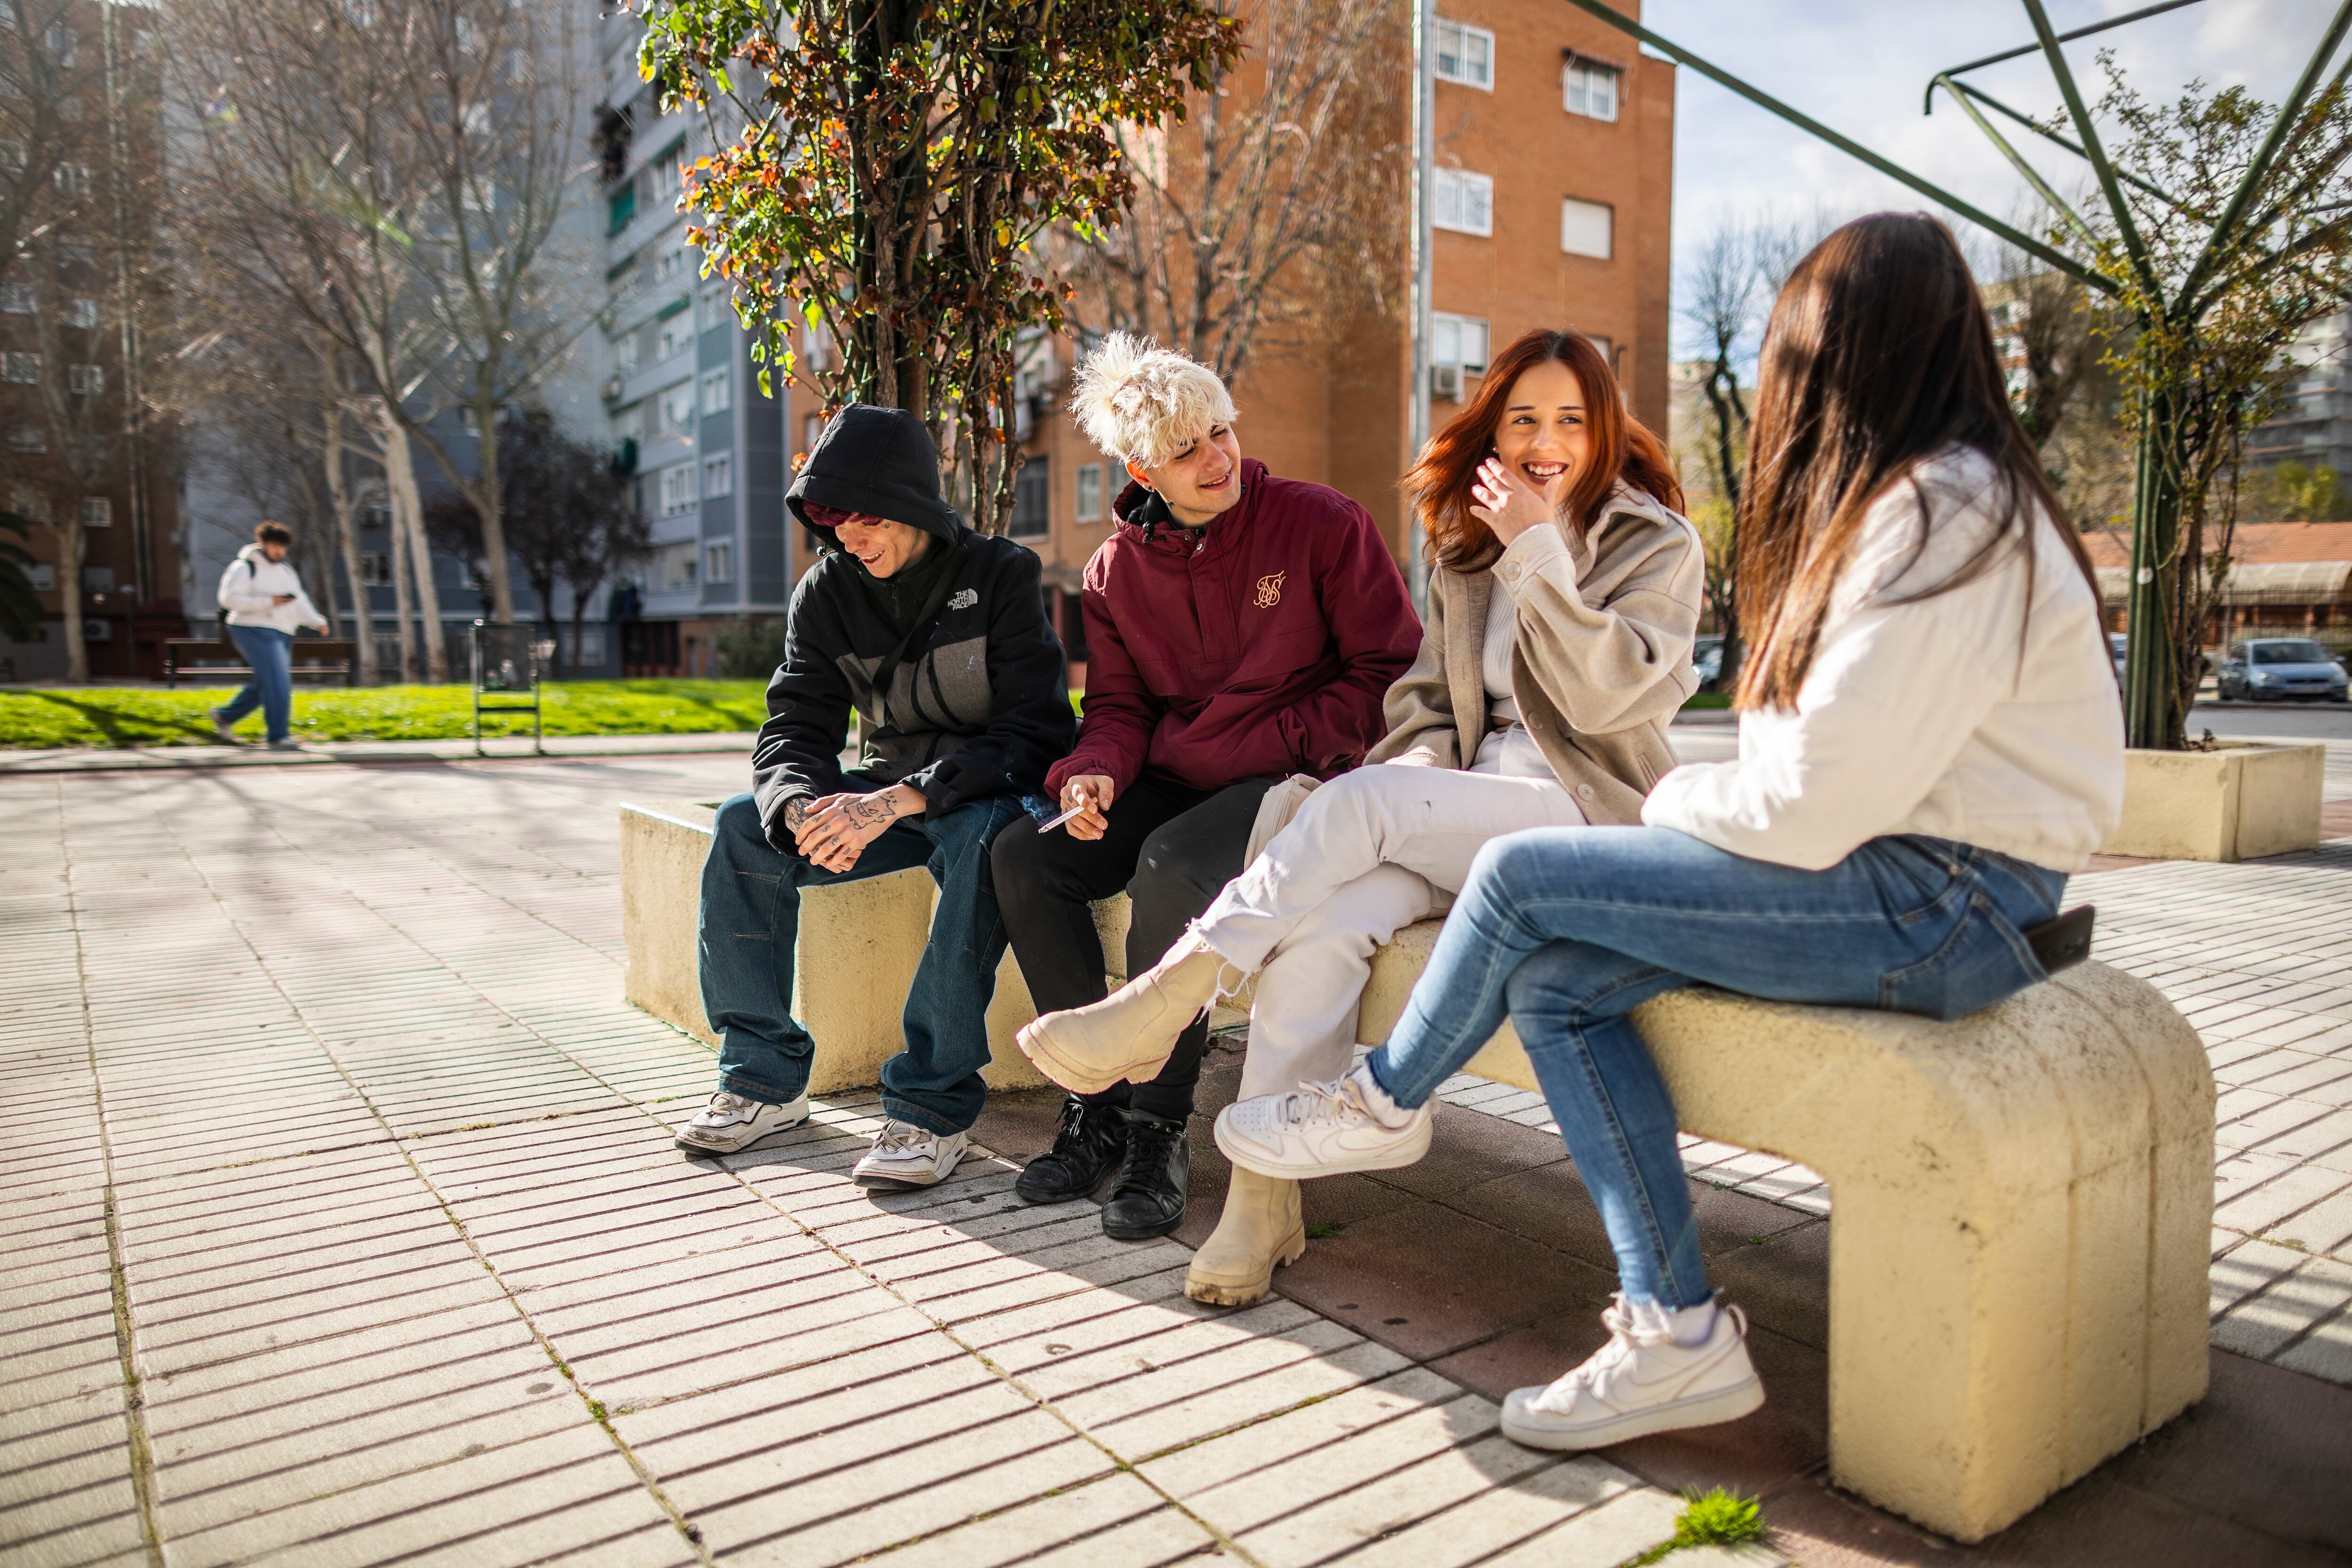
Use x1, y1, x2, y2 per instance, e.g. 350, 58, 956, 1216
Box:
1430, 363, 1462, 401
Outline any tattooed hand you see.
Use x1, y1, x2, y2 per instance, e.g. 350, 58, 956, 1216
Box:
795, 784, 923, 872
783, 796, 811, 834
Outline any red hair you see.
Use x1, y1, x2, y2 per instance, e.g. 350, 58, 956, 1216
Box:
1404, 329, 1682, 574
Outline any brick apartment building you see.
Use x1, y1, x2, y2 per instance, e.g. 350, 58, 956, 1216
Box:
1004, 0, 1674, 663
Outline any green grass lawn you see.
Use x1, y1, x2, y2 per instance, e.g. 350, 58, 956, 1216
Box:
0, 680, 771, 750
1681, 690, 1733, 710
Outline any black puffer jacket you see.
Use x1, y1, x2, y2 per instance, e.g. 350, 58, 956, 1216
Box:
750, 405, 1074, 849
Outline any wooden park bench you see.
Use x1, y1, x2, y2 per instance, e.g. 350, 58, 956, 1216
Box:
617, 796, 2213, 1544
164, 637, 358, 688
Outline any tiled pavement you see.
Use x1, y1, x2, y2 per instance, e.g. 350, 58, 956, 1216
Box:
4, 750, 2350, 1568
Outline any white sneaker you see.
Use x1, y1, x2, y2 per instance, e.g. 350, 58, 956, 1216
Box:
853, 1119, 967, 1192
267, 737, 305, 752
675, 1090, 810, 1154
209, 709, 242, 744
1213, 1062, 1433, 1178
1501, 1296, 1765, 1450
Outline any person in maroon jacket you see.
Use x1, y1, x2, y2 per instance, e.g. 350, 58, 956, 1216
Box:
992, 333, 1421, 1240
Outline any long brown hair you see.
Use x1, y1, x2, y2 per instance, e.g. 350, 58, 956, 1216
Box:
1734, 213, 2097, 709
1405, 328, 1683, 574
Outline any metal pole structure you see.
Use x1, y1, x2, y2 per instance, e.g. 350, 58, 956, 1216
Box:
1406, 0, 1436, 612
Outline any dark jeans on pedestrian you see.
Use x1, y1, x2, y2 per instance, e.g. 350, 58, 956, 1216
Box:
219, 625, 294, 743
992, 773, 1275, 1120
699, 785, 1026, 1136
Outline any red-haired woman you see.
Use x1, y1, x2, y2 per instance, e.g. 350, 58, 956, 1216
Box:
1018, 329, 1703, 1304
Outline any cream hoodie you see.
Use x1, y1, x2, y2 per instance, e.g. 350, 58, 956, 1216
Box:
1643, 446, 2124, 873
217, 545, 329, 636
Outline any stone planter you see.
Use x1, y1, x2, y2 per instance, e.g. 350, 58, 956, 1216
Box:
2103, 741, 2326, 862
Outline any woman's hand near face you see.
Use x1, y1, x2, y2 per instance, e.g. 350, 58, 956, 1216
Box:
1469, 456, 1557, 548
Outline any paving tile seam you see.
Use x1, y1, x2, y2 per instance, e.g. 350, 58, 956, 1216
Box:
129, 792, 724, 1568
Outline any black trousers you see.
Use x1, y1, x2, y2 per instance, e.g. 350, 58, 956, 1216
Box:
992, 773, 1275, 1120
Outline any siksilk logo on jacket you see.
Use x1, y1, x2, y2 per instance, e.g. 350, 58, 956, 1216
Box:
1046, 458, 1422, 798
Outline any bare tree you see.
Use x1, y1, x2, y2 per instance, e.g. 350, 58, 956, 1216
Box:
174, 0, 454, 678
0, 0, 106, 290
392, 0, 596, 625
1057, 0, 1406, 383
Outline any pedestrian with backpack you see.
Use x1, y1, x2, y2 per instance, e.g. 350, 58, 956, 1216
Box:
212, 521, 329, 749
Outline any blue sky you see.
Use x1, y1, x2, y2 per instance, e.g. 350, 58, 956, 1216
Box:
1645, 0, 2344, 350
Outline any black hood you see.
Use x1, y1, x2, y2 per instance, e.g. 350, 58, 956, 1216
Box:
787, 403, 963, 546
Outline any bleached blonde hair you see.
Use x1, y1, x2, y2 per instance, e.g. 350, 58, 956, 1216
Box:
1071, 332, 1238, 471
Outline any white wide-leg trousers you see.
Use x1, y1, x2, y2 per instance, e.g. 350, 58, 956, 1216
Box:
1195, 762, 1587, 1099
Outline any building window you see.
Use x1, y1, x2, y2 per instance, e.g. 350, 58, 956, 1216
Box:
612, 330, 640, 378
1433, 168, 1494, 237
657, 312, 694, 362
704, 541, 734, 583
1584, 332, 1614, 366
9, 484, 48, 520
802, 318, 834, 372
25, 563, 54, 591
1010, 455, 1050, 539
654, 246, 687, 287
357, 550, 391, 585
7, 424, 44, 453
1561, 196, 1613, 259
700, 367, 731, 415
0, 283, 30, 313
702, 452, 732, 498
66, 363, 100, 396
80, 496, 109, 527
66, 296, 96, 327
1432, 312, 1489, 376
1075, 462, 1104, 522
82, 565, 113, 591
661, 381, 696, 436
658, 462, 697, 517
802, 412, 823, 454
657, 539, 698, 591
2, 350, 38, 382
1434, 18, 1494, 89
1563, 58, 1620, 122
697, 288, 730, 334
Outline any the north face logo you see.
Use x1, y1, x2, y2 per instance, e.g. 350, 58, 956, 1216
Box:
947, 588, 978, 611
1253, 572, 1285, 609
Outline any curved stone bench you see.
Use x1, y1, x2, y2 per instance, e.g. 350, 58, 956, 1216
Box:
1357, 923, 2214, 1544
620, 799, 2214, 1542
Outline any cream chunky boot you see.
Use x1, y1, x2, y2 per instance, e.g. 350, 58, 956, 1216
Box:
1017, 933, 1236, 1096
1185, 1166, 1306, 1306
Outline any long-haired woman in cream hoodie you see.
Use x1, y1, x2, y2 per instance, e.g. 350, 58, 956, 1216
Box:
1016, 328, 1703, 1304
1208, 213, 2124, 1454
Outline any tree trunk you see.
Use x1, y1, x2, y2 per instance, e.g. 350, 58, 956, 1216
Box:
59, 513, 87, 681
473, 385, 516, 623
2122, 387, 2185, 751
385, 476, 420, 684
319, 408, 379, 685
379, 415, 448, 682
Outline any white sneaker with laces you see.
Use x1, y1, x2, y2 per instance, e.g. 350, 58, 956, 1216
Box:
853, 1119, 967, 1192
1501, 1295, 1765, 1450
1213, 1062, 1433, 1178
675, 1090, 810, 1154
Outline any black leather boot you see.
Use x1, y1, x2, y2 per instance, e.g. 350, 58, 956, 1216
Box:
1100, 1109, 1191, 1240
1015, 1096, 1128, 1204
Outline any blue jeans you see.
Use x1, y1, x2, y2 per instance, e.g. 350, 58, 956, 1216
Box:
1367, 828, 2068, 1311
219, 625, 294, 742
699, 788, 1025, 1135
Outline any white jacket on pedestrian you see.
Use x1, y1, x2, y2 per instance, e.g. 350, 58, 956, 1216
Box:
1643, 445, 2124, 874
217, 545, 329, 636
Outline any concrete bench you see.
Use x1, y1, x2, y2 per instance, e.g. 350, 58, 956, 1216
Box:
619, 797, 2214, 1543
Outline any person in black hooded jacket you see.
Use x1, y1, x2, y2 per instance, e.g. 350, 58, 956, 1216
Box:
677, 405, 1076, 1192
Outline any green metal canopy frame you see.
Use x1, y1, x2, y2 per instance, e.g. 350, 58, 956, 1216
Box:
1563, 0, 2352, 749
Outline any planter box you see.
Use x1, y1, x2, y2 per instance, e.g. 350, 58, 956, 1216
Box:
2104, 741, 2326, 862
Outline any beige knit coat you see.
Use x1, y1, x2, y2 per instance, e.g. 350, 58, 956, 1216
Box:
1367, 486, 1705, 825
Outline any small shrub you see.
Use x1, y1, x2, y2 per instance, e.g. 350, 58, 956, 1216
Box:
715, 617, 791, 679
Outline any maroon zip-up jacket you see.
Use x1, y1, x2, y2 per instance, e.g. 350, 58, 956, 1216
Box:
1047, 459, 1421, 799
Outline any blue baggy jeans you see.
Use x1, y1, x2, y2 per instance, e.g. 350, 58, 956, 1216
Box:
1366, 827, 2068, 1311
699, 788, 1026, 1135
219, 625, 295, 742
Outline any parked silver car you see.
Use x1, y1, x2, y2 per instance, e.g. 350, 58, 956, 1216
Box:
2213, 637, 2350, 702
